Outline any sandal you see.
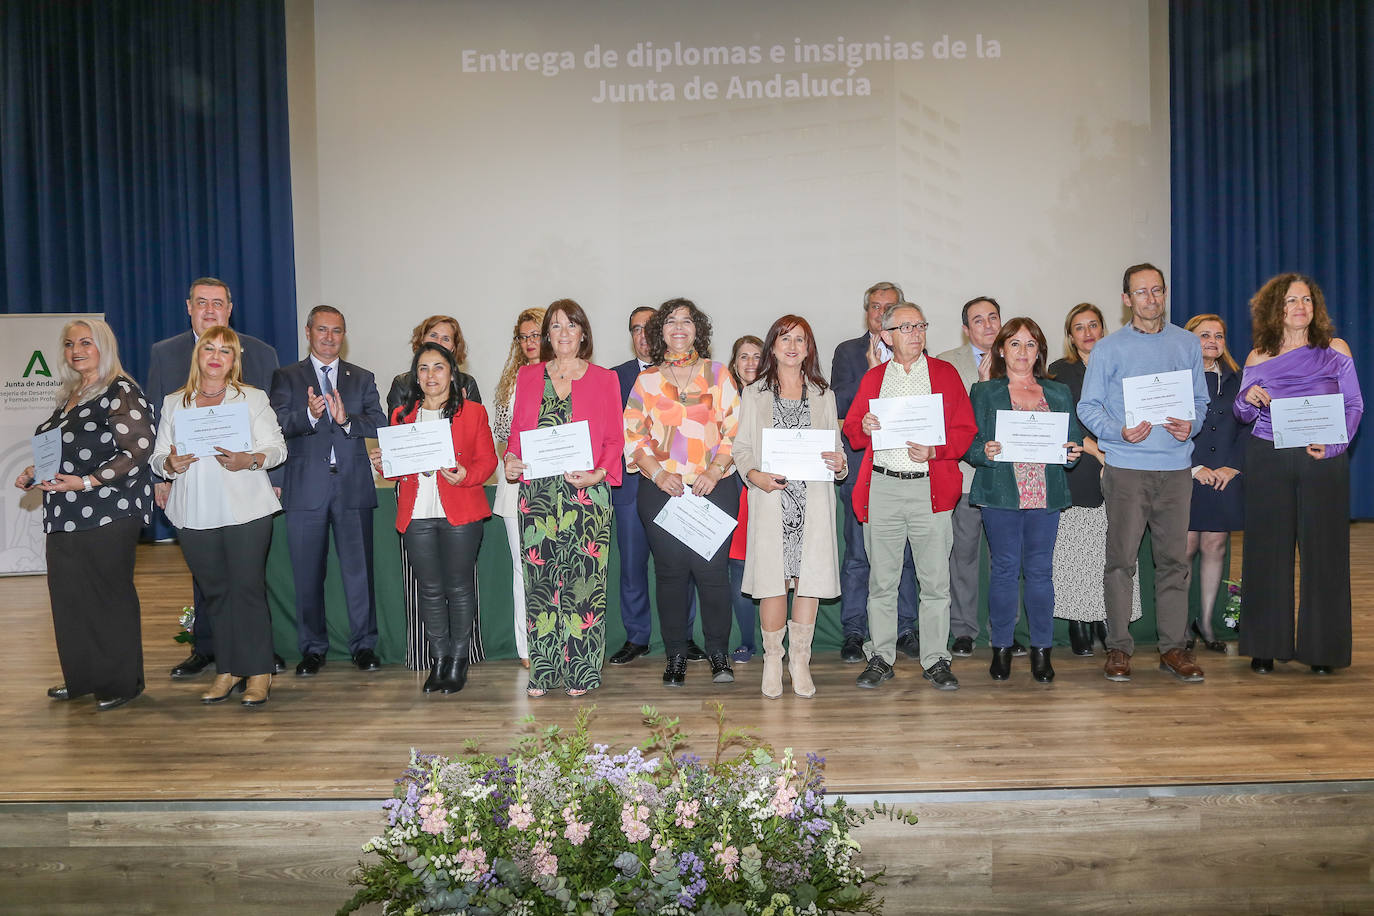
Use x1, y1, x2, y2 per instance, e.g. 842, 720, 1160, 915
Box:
526, 686, 547, 698
565, 687, 588, 697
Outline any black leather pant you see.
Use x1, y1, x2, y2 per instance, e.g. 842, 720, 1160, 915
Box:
403, 517, 483, 660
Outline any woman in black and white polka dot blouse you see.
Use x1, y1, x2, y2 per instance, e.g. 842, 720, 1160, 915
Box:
15, 318, 154, 711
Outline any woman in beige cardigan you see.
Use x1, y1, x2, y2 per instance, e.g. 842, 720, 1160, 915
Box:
732, 315, 848, 698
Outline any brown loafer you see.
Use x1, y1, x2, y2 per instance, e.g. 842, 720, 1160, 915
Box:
1104, 648, 1132, 682
1159, 648, 1204, 682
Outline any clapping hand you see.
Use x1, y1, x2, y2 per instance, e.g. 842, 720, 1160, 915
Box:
307, 386, 327, 419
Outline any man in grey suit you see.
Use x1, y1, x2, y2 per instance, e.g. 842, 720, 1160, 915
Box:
935, 295, 1008, 658
146, 277, 281, 678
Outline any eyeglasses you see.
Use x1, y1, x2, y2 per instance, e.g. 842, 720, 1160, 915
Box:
1129, 286, 1166, 300
884, 321, 929, 334
516, 332, 542, 343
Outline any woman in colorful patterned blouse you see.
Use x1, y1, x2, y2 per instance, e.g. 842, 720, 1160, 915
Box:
15, 318, 155, 710
503, 300, 623, 697
965, 318, 1082, 684
623, 298, 741, 687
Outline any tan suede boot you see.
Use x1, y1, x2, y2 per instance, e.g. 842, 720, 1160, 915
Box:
787, 620, 816, 698
241, 674, 272, 707
760, 627, 786, 698
201, 674, 243, 704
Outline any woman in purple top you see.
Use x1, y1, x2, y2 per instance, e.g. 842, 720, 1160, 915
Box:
1234, 273, 1363, 674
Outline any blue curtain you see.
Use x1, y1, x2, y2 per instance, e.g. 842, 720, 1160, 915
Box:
1171, 0, 1373, 517
0, 0, 297, 386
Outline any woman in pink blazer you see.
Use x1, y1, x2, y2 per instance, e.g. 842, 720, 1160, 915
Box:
502, 300, 624, 697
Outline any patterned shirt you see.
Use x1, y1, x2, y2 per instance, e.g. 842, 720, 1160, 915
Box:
623, 360, 740, 484
875, 354, 931, 473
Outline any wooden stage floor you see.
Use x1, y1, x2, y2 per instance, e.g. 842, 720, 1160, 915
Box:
3, 528, 1373, 913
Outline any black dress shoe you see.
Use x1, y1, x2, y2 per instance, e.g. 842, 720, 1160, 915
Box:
295, 652, 326, 676
1067, 621, 1094, 656
609, 641, 650, 665
441, 657, 469, 694
708, 653, 735, 684
1030, 647, 1055, 683
895, 631, 921, 660
48, 684, 72, 700
424, 658, 450, 693
273, 654, 287, 675
1310, 665, 1334, 675
96, 686, 143, 711
989, 647, 1012, 681
950, 635, 974, 657
663, 654, 687, 686
840, 634, 865, 663
1011, 641, 1028, 658
922, 660, 959, 690
685, 640, 707, 662
170, 652, 214, 679
353, 648, 381, 671
856, 656, 894, 688
1250, 657, 1274, 674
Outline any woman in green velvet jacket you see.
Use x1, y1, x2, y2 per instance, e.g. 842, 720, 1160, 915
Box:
965, 317, 1083, 684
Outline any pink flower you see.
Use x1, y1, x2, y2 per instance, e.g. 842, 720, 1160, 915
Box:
564, 819, 591, 846
712, 841, 739, 880
583, 539, 601, 559
525, 548, 544, 566
550, 589, 561, 608
508, 801, 535, 831
621, 801, 650, 843
579, 611, 600, 632
573, 488, 592, 506
674, 798, 699, 829
519, 496, 530, 514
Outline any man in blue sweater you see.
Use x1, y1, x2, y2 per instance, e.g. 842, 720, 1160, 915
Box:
1077, 263, 1210, 683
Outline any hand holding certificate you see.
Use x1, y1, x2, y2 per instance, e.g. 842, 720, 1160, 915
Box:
174, 404, 253, 455
869, 394, 946, 450
1122, 369, 1195, 427
376, 420, 456, 477
653, 491, 738, 560
30, 428, 63, 483
761, 428, 835, 481
993, 410, 1071, 464
1270, 394, 1348, 449
518, 420, 594, 481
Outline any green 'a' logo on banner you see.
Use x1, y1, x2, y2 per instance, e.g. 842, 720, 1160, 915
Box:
23, 350, 52, 378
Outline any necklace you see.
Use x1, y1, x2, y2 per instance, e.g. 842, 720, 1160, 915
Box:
664, 359, 696, 404
552, 360, 581, 381
200, 386, 227, 399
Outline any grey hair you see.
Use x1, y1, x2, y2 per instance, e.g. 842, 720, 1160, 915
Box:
863, 281, 904, 310
880, 301, 924, 329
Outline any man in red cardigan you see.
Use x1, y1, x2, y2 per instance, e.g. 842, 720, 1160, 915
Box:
842, 302, 977, 690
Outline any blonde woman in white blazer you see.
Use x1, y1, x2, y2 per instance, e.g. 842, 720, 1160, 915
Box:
150, 328, 286, 707
731, 316, 848, 698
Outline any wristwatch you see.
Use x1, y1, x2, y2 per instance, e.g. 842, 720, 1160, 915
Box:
249, 458, 261, 471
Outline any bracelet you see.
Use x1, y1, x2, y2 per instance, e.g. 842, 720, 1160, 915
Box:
82, 475, 94, 492
652, 468, 664, 484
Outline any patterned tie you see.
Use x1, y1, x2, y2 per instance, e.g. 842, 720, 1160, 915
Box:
320, 365, 335, 398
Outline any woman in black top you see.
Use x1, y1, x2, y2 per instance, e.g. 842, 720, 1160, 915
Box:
15, 319, 154, 710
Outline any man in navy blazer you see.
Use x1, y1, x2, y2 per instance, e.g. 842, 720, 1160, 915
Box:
146, 277, 281, 679
270, 305, 388, 676
608, 306, 702, 665
830, 281, 920, 663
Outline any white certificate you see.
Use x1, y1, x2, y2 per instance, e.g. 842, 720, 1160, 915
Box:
376, 420, 456, 477
174, 403, 253, 455
761, 428, 835, 481
870, 394, 946, 450
993, 410, 1070, 464
519, 420, 594, 481
30, 427, 62, 482
1270, 394, 1348, 449
653, 491, 738, 561
1122, 369, 1196, 426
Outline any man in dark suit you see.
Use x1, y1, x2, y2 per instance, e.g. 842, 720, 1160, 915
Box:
270, 305, 388, 675
830, 281, 919, 664
608, 306, 703, 665
146, 277, 281, 679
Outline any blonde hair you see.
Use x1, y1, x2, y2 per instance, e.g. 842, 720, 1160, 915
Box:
1184, 313, 1240, 373
178, 327, 247, 406
55, 318, 128, 405
1061, 303, 1105, 363
494, 307, 546, 406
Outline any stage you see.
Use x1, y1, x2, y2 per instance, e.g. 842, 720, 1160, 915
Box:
2, 529, 1373, 913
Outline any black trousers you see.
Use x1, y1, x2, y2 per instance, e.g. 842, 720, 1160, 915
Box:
1239, 437, 1351, 667
46, 516, 144, 699
637, 475, 739, 657
403, 517, 484, 659
179, 516, 276, 677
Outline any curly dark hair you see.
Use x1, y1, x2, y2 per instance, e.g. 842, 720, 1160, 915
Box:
398, 341, 466, 420
646, 297, 713, 364
1249, 272, 1334, 355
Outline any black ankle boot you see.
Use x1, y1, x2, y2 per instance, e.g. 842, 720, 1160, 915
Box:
441, 656, 468, 694
423, 659, 446, 693
1031, 647, 1055, 683
1067, 621, 1093, 656
989, 646, 1012, 680
1092, 620, 1108, 649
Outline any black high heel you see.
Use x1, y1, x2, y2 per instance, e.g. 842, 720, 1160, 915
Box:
1067, 621, 1094, 656
1190, 620, 1227, 654
1092, 620, 1108, 650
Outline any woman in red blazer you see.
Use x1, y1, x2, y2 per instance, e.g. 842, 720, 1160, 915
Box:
370, 342, 496, 694
502, 300, 624, 698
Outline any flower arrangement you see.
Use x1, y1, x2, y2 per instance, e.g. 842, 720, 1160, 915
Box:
174, 606, 195, 645
1221, 579, 1242, 631
339, 703, 915, 915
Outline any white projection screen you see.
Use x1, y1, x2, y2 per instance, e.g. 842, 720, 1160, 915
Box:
290, 0, 1169, 391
